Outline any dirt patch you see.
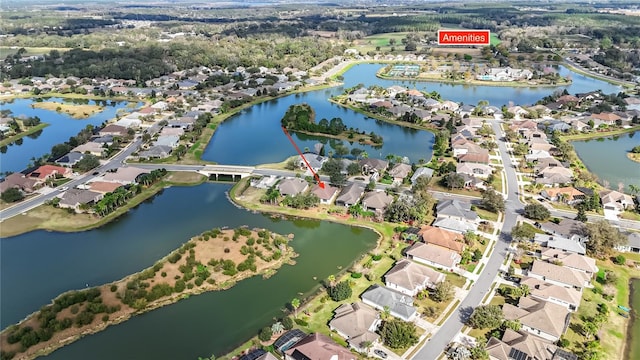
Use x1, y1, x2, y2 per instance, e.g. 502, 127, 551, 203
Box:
31, 102, 104, 119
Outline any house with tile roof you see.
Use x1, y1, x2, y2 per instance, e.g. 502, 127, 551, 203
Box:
503, 296, 571, 341
335, 183, 365, 207
388, 163, 412, 182
418, 226, 465, 253
0, 172, 38, 194
58, 189, 103, 212
311, 183, 339, 205
520, 277, 582, 311
384, 259, 445, 296
87, 181, 124, 194
486, 328, 576, 360
28, 165, 71, 180
328, 302, 380, 352
528, 260, 591, 290
277, 178, 309, 197
540, 187, 586, 205
285, 333, 355, 360
539, 249, 598, 276
405, 242, 462, 270
361, 191, 393, 212
360, 285, 417, 321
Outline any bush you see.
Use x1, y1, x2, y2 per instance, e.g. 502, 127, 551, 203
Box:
614, 255, 626, 265
102, 314, 109, 322
329, 281, 352, 302
350, 272, 362, 279
294, 318, 308, 326
110, 285, 117, 292
282, 316, 294, 330
380, 319, 419, 349
258, 326, 273, 341
372, 254, 383, 261
168, 253, 181, 264
523, 204, 550, 220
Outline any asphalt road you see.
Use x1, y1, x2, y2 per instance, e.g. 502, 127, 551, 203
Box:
411, 119, 523, 360
0, 137, 143, 220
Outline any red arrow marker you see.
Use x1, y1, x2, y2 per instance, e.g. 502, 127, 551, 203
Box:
281, 126, 325, 189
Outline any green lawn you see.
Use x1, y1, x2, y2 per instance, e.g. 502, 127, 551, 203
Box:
475, 207, 499, 222
490, 33, 501, 46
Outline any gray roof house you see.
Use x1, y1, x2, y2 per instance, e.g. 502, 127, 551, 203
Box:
361, 191, 394, 212
58, 189, 103, 212
616, 232, 640, 253
139, 145, 173, 159
328, 302, 380, 352
411, 167, 434, 185
336, 183, 365, 207
436, 199, 479, 223
277, 178, 309, 197
532, 233, 586, 255
433, 216, 478, 234
55, 152, 84, 167
388, 163, 412, 181
538, 219, 588, 244
299, 153, 327, 172
361, 285, 418, 321
359, 158, 389, 174
384, 259, 445, 297
155, 135, 180, 148
284, 333, 355, 360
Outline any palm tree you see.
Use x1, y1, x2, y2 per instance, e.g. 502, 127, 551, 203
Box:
629, 184, 639, 195
327, 274, 336, 288
360, 341, 373, 355
291, 298, 300, 318
271, 322, 285, 335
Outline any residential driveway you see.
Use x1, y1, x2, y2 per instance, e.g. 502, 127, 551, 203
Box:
604, 208, 619, 221
371, 344, 402, 360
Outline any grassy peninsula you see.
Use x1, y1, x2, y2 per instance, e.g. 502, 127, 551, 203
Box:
0, 227, 296, 360
31, 101, 104, 119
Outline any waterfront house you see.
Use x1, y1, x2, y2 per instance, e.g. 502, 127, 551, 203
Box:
155, 135, 180, 148
599, 189, 634, 212
361, 191, 393, 213
55, 152, 84, 167
72, 142, 106, 157
520, 277, 582, 312
139, 145, 173, 159
384, 259, 445, 296
360, 285, 417, 321
405, 242, 462, 271
58, 189, 103, 212
486, 329, 575, 360
359, 158, 389, 176
285, 333, 355, 360
28, 165, 71, 181
411, 167, 434, 185
0, 172, 38, 194
616, 232, 640, 253
388, 163, 412, 182
87, 181, 124, 194
528, 260, 591, 290
502, 296, 571, 342
99, 124, 128, 137
328, 302, 380, 352
102, 167, 150, 185
336, 183, 365, 207
277, 178, 309, 197
310, 183, 339, 205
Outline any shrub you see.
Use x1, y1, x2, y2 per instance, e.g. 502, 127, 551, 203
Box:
168, 253, 181, 264
102, 315, 109, 322
329, 281, 352, 302
110, 285, 117, 292
614, 255, 626, 265
70, 305, 80, 315
294, 318, 308, 326
350, 272, 363, 279
372, 254, 383, 261
224, 248, 230, 253
161, 272, 167, 277
282, 316, 294, 330
258, 326, 273, 341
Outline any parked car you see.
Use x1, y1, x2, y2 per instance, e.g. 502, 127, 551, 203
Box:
374, 350, 388, 359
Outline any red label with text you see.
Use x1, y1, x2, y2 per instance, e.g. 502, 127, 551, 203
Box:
438, 30, 490, 45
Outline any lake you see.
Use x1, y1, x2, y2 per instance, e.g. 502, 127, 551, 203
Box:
572, 131, 640, 192
627, 278, 640, 360
202, 64, 621, 166
0, 97, 137, 173
0, 183, 378, 359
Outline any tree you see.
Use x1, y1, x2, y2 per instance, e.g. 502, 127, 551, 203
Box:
321, 158, 346, 186
431, 280, 453, 303
1, 188, 24, 203
585, 220, 628, 257
282, 316, 294, 330
575, 205, 588, 222
481, 188, 505, 213
360, 340, 373, 355
76, 154, 100, 172
613, 255, 626, 265
523, 203, 550, 220
329, 280, 352, 301
271, 322, 285, 335
443, 172, 465, 189
290, 298, 300, 318
258, 326, 273, 341
468, 305, 503, 329
510, 223, 534, 241
379, 319, 419, 349
469, 343, 489, 360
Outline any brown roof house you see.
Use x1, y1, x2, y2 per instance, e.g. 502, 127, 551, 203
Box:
599, 189, 635, 212
384, 259, 445, 296
336, 183, 365, 207
388, 163, 412, 182
0, 172, 38, 194
99, 124, 128, 137
486, 328, 576, 360
285, 333, 355, 360
277, 178, 309, 197
540, 249, 598, 276
361, 191, 394, 213
502, 296, 571, 341
405, 242, 462, 271
328, 302, 380, 352
527, 260, 591, 290
359, 158, 388, 175
58, 189, 103, 212
418, 226, 465, 253
311, 183, 339, 205
520, 277, 582, 312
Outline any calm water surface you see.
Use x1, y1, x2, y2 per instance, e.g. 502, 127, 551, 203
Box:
572, 132, 640, 191
0, 183, 378, 359
627, 278, 640, 360
0, 97, 137, 173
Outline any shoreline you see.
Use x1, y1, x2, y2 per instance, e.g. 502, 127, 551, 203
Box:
376, 72, 572, 88
628, 152, 640, 163
30, 101, 104, 119
625, 278, 639, 360
1, 227, 297, 360
285, 128, 383, 146
561, 61, 635, 88
0, 172, 208, 238
0, 122, 49, 147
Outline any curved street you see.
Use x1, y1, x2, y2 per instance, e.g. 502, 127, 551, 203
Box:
411, 118, 523, 360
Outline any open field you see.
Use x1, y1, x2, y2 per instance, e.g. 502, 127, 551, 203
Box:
0, 46, 70, 57
31, 101, 104, 119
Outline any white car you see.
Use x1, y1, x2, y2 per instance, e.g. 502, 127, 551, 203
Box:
60, 186, 69, 191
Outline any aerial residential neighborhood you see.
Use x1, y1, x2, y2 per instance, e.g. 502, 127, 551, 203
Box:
1, 1, 639, 360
